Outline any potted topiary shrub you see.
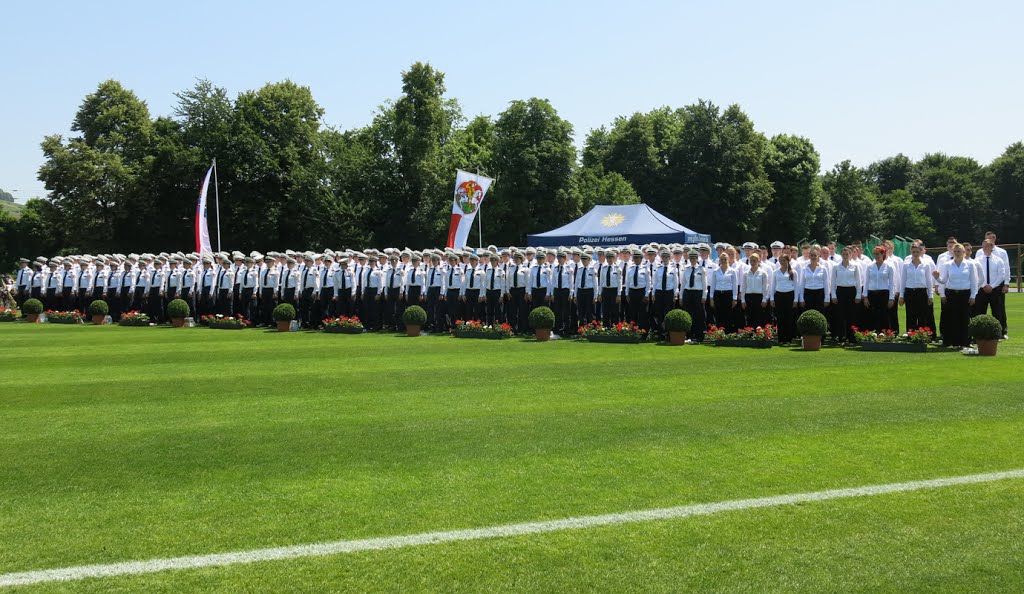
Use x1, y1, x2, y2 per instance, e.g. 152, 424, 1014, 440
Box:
797, 309, 828, 351
166, 299, 191, 327
22, 298, 44, 323
528, 306, 556, 341
87, 300, 109, 325
273, 303, 297, 332
969, 314, 1002, 356
402, 305, 427, 337
664, 309, 693, 346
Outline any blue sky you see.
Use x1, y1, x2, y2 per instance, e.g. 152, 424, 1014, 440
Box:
2, 0, 1021, 201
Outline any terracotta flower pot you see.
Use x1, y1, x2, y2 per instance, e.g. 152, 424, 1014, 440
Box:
92, 315, 106, 325
277, 320, 292, 332
406, 324, 421, 337
976, 339, 998, 357
27, 314, 40, 323
171, 318, 186, 328
668, 330, 687, 346
802, 335, 822, 351
534, 328, 552, 342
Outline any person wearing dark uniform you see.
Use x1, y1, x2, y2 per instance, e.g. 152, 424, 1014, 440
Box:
506, 252, 529, 333
598, 250, 622, 326
625, 250, 650, 330
550, 251, 574, 336
651, 250, 678, 338
682, 250, 708, 342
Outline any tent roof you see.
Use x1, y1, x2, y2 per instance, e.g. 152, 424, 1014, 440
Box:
526, 204, 709, 247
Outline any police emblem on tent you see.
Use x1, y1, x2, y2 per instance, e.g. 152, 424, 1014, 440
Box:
601, 213, 625, 228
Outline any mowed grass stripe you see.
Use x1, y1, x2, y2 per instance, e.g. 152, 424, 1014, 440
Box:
0, 297, 1021, 578
2, 468, 1022, 588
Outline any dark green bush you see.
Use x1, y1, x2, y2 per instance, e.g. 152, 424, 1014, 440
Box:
166, 299, 190, 319
273, 303, 296, 322
969, 314, 1002, 340
22, 299, 43, 315
87, 300, 109, 317
797, 309, 828, 336
402, 305, 427, 326
528, 306, 556, 330
664, 309, 693, 333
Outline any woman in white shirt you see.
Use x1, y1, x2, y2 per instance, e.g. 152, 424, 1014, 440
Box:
863, 246, 895, 332
830, 246, 862, 344
900, 243, 935, 334
798, 247, 830, 315
741, 253, 769, 327
771, 254, 798, 343
710, 252, 739, 333
933, 243, 978, 348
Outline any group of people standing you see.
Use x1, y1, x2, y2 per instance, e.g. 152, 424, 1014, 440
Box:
10, 231, 1011, 346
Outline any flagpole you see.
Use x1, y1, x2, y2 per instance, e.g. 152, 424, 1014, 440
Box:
213, 159, 221, 252
476, 168, 483, 248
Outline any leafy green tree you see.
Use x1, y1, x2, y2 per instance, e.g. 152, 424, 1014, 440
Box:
908, 153, 989, 243
668, 101, 774, 238
987, 142, 1024, 241
575, 166, 640, 212
489, 98, 579, 246
822, 160, 880, 242
878, 189, 935, 239
865, 154, 914, 195
761, 134, 822, 243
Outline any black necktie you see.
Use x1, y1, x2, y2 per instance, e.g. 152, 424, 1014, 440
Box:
490, 269, 495, 290
429, 268, 435, 287
689, 266, 696, 288
557, 265, 563, 289
534, 267, 540, 289
986, 256, 991, 284
661, 266, 667, 290
448, 268, 453, 285
512, 266, 518, 288
633, 265, 638, 288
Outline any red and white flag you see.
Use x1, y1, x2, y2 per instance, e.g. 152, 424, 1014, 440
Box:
446, 169, 494, 248
195, 163, 214, 255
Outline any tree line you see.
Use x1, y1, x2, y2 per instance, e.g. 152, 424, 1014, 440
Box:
1, 61, 1022, 271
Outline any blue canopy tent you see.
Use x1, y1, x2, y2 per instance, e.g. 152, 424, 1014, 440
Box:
526, 204, 710, 248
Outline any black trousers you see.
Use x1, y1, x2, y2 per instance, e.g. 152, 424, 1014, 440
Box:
62, 287, 74, 310
508, 287, 527, 332
834, 286, 858, 342
679, 289, 704, 341
119, 288, 133, 318
744, 294, 766, 328
217, 289, 233, 317
485, 289, 503, 325
652, 289, 674, 335
240, 288, 255, 322
904, 288, 932, 334
867, 290, 891, 332
44, 288, 59, 310
385, 287, 402, 328
803, 288, 826, 315
713, 290, 736, 333
445, 289, 462, 330
299, 288, 315, 327
148, 288, 162, 322
179, 288, 194, 319
426, 287, 442, 329
259, 289, 274, 325
943, 289, 971, 347
974, 284, 1007, 334
362, 291, 380, 330
461, 289, 479, 321
199, 287, 214, 316
553, 288, 572, 335
774, 290, 796, 343
601, 288, 619, 325
336, 290, 352, 318
627, 288, 648, 329
132, 287, 146, 313
576, 288, 596, 327
15, 287, 28, 308
529, 288, 548, 312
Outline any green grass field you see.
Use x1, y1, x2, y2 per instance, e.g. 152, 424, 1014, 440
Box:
1, 297, 1023, 592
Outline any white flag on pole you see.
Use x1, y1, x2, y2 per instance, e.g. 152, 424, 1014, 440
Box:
446, 169, 494, 248
195, 163, 214, 255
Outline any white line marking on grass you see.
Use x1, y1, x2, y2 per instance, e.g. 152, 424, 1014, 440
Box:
3, 468, 1023, 587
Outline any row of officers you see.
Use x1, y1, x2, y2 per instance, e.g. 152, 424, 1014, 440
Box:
12, 236, 1010, 347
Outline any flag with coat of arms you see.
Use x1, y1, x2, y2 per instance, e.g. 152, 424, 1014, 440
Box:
446, 169, 494, 248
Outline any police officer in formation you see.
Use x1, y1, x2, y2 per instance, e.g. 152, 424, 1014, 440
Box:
9, 233, 1011, 343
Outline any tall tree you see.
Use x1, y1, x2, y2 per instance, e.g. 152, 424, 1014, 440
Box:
822, 160, 880, 242
761, 134, 822, 243
908, 153, 989, 243
490, 98, 578, 246
878, 189, 935, 239
865, 154, 914, 195
668, 100, 774, 239
987, 142, 1024, 241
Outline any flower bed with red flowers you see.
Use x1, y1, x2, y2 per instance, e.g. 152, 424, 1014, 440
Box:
852, 325, 932, 351
118, 311, 152, 326
577, 320, 647, 343
452, 320, 514, 339
0, 306, 18, 322
200, 314, 252, 329
708, 324, 777, 348
45, 310, 84, 324
322, 316, 364, 333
